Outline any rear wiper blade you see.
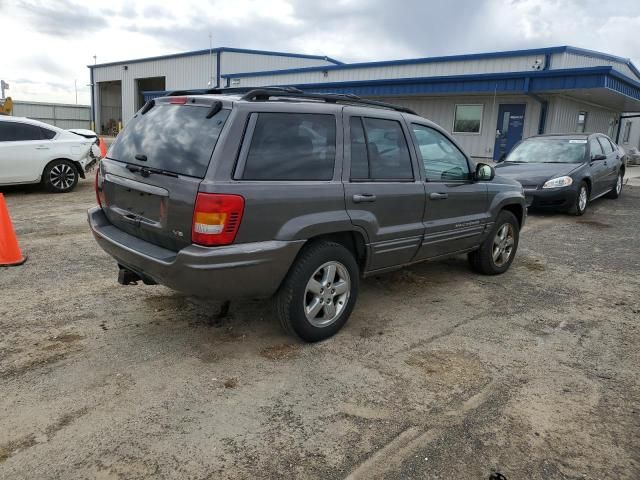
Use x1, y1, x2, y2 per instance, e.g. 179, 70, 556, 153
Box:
126, 164, 178, 178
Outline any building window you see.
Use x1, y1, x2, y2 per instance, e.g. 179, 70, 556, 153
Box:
576, 111, 588, 133
622, 121, 632, 143
453, 105, 483, 134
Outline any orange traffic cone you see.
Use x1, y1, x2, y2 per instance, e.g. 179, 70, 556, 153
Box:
0, 193, 26, 267
99, 137, 107, 158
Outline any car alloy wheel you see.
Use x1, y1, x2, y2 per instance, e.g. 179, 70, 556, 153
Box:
304, 260, 350, 328
492, 223, 515, 268
578, 186, 588, 213
50, 163, 76, 190
616, 174, 623, 195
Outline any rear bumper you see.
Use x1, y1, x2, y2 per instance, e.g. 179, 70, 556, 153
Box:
88, 207, 304, 298
524, 186, 578, 210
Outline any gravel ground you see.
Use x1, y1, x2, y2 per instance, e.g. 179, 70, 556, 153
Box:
1, 179, 639, 480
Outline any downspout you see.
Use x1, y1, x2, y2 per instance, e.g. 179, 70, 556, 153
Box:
526, 76, 548, 135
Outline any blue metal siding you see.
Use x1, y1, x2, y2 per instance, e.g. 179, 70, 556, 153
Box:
283, 68, 613, 97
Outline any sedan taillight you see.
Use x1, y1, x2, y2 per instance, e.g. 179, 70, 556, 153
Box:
192, 193, 244, 246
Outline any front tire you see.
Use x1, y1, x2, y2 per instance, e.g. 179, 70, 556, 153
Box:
604, 172, 623, 199
468, 210, 520, 275
275, 241, 359, 342
42, 160, 79, 193
568, 181, 588, 216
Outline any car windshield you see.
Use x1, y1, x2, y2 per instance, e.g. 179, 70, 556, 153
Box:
506, 138, 587, 164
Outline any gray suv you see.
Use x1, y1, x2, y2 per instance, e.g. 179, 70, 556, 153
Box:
89, 88, 526, 341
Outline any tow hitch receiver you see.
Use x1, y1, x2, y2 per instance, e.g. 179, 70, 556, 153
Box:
118, 266, 141, 285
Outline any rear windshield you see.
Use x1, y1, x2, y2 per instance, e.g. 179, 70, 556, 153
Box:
506, 138, 587, 164
108, 104, 230, 177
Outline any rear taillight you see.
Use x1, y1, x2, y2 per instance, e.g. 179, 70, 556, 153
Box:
95, 168, 106, 208
192, 193, 244, 246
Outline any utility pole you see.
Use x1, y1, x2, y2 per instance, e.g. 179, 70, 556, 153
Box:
208, 32, 214, 87
74, 79, 78, 104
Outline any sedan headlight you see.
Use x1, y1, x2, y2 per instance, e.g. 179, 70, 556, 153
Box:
542, 176, 573, 189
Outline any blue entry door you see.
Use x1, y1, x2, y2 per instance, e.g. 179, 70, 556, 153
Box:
493, 104, 526, 161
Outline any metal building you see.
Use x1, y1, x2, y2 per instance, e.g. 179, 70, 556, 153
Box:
89, 47, 341, 135
222, 45, 640, 161
11, 100, 91, 130
89, 45, 640, 161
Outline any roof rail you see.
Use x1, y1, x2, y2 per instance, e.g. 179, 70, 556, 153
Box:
239, 88, 417, 115
165, 86, 304, 97
166, 88, 225, 96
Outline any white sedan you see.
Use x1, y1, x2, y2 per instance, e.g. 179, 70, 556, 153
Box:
0, 116, 99, 193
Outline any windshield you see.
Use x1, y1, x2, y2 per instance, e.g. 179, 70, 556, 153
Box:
506, 138, 587, 164
108, 104, 230, 178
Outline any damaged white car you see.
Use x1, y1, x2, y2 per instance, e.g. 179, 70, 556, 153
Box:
0, 116, 99, 193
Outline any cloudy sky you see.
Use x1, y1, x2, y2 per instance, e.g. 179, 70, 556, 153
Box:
2, 0, 640, 105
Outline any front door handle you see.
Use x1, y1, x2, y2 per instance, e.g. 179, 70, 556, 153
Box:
352, 194, 377, 203
429, 192, 449, 200
35, 146, 50, 150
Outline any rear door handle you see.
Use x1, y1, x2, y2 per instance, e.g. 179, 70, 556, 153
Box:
35, 146, 50, 150
352, 194, 377, 203
429, 192, 449, 200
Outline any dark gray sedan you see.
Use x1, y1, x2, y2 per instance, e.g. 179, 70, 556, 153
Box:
495, 133, 625, 215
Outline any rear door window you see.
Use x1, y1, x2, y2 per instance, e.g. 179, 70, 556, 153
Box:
349, 116, 413, 181
239, 113, 336, 180
107, 104, 230, 178
589, 138, 603, 156
40, 127, 57, 139
0, 122, 43, 141
597, 136, 614, 155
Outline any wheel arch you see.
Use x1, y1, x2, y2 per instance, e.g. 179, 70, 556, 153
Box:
304, 231, 368, 272
501, 203, 524, 228
277, 230, 368, 296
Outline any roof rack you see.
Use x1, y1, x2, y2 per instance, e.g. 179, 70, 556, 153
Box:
166, 88, 226, 96
239, 88, 417, 115
165, 86, 417, 115
165, 86, 304, 97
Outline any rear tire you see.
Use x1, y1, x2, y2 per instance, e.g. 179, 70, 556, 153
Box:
568, 181, 588, 216
42, 160, 78, 193
275, 241, 359, 342
468, 210, 519, 275
604, 172, 623, 199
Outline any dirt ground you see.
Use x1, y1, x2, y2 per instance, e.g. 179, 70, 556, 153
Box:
1, 179, 639, 480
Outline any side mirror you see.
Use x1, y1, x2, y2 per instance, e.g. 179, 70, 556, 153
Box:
591, 154, 606, 162
475, 163, 495, 181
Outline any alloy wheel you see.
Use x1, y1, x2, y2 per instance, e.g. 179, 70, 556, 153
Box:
492, 223, 515, 268
578, 186, 588, 212
304, 261, 350, 328
616, 174, 623, 195
50, 164, 75, 190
